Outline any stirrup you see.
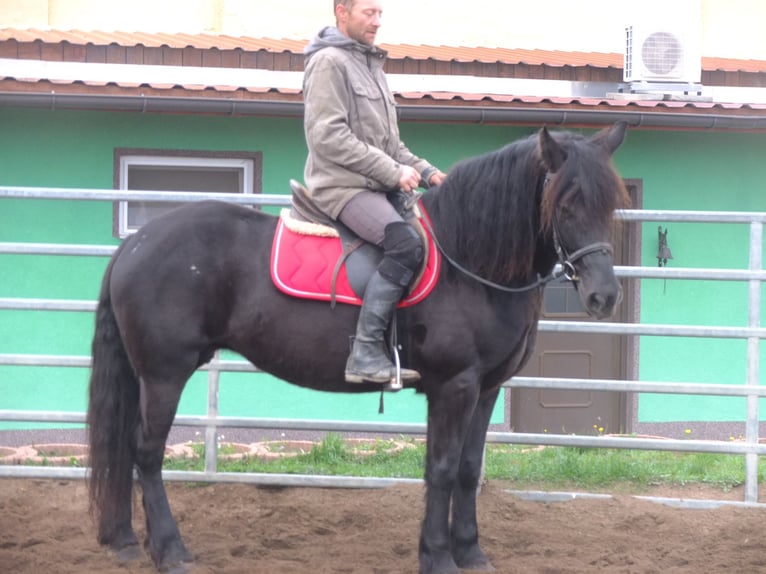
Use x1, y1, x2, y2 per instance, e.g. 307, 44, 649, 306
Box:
383, 344, 404, 392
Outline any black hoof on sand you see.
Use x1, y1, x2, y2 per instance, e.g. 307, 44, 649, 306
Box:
113, 543, 142, 563
454, 548, 495, 572
162, 560, 194, 574
456, 556, 495, 572
463, 562, 495, 572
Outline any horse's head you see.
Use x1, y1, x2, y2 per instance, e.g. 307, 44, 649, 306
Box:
538, 122, 630, 319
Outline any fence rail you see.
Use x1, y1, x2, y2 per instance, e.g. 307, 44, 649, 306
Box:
1, 186, 765, 506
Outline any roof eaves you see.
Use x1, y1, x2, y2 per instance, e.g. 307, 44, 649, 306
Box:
2, 57, 765, 111
2, 29, 764, 73
5, 89, 766, 131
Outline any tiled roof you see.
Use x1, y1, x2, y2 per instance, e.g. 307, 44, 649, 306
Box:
2, 28, 765, 73
1, 28, 766, 128
0, 28, 309, 52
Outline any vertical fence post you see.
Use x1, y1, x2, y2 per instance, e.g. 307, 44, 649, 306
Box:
204, 351, 221, 474
745, 221, 762, 503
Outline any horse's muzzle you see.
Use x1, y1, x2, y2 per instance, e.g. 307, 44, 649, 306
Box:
586, 282, 623, 319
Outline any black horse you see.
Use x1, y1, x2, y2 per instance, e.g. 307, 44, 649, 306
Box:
87, 123, 630, 574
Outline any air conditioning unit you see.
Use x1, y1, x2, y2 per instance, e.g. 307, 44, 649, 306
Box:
624, 25, 701, 83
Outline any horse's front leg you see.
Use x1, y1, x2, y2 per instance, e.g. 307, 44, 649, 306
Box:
450, 387, 501, 571
420, 376, 480, 574
135, 378, 194, 574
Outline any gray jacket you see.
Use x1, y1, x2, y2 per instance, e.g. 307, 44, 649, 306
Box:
302, 27, 434, 219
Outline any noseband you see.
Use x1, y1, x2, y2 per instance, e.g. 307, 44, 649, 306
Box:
552, 217, 613, 283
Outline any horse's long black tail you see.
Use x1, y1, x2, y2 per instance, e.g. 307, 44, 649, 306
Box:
87, 243, 140, 543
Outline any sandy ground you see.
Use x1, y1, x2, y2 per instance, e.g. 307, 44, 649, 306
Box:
2, 477, 766, 573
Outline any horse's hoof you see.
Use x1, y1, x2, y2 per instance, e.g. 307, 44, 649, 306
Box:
419, 555, 461, 574
113, 543, 142, 564
162, 561, 193, 574
150, 541, 194, 573
454, 545, 495, 571
461, 562, 495, 572
158, 552, 194, 574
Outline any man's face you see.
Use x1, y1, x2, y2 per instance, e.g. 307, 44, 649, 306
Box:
337, 0, 383, 45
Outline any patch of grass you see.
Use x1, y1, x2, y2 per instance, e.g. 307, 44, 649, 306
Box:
164, 433, 427, 478
483, 444, 762, 492
10, 433, 764, 494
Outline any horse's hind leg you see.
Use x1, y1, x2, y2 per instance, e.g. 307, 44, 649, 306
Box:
450, 388, 500, 571
100, 476, 142, 563
135, 375, 194, 573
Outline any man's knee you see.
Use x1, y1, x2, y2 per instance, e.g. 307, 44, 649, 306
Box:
378, 221, 424, 287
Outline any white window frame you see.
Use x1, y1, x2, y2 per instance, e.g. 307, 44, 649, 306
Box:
117, 155, 255, 237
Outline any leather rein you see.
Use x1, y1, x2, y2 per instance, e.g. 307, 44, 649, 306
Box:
414, 174, 613, 294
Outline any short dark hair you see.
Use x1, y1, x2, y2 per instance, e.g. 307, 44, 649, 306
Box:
334, 0, 354, 10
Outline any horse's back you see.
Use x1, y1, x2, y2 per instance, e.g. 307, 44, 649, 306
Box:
112, 200, 274, 287
108, 201, 277, 369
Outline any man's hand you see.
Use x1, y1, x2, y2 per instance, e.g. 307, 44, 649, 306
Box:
427, 170, 446, 187
399, 165, 421, 193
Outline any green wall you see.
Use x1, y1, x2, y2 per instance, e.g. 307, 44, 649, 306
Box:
2, 106, 766, 429
615, 130, 766, 423
0, 107, 522, 430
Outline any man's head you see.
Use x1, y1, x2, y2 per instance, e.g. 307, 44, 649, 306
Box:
334, 0, 382, 46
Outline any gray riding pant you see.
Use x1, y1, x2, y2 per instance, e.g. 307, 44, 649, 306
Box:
337, 191, 404, 247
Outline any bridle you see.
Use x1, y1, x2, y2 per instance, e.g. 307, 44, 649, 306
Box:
416, 172, 614, 294
551, 214, 613, 283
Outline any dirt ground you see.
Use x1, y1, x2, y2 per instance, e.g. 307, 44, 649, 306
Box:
2, 478, 766, 574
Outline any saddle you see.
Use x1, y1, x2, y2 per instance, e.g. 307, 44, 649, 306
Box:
270, 180, 439, 307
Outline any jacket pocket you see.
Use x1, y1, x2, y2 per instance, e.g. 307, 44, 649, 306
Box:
351, 81, 383, 100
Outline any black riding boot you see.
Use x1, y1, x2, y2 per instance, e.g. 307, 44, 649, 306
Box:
344, 270, 420, 384
344, 221, 424, 385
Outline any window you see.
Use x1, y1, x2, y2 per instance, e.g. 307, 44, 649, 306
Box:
114, 149, 262, 237
542, 275, 587, 316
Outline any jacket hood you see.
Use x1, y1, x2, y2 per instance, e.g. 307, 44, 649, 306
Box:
304, 26, 385, 60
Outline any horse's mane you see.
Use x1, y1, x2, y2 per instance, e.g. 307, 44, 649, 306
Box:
539, 131, 630, 235
426, 130, 630, 284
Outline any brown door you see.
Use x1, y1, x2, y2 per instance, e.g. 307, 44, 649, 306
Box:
510, 182, 639, 436
510, 276, 627, 435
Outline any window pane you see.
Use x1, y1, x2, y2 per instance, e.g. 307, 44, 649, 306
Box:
566, 285, 586, 314
543, 276, 586, 316
127, 165, 243, 229
129, 166, 242, 193
544, 284, 568, 314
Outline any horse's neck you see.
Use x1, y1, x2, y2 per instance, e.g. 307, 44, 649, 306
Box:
423, 187, 548, 286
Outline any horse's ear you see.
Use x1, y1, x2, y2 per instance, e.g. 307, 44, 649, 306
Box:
591, 121, 628, 155
538, 126, 567, 172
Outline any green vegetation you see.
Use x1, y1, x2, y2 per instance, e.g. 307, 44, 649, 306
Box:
166, 434, 426, 479
12, 433, 763, 493
483, 443, 763, 492
163, 434, 763, 493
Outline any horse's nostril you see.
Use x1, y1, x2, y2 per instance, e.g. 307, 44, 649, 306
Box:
588, 291, 619, 318
589, 293, 606, 311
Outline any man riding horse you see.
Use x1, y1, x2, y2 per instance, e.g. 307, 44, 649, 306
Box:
302, 0, 446, 386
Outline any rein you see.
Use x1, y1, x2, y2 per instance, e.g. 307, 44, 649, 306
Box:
419, 211, 558, 293
413, 175, 613, 294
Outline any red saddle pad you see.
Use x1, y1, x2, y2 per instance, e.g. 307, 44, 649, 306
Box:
271, 208, 440, 307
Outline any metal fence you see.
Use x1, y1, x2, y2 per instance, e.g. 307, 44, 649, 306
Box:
2, 186, 766, 506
